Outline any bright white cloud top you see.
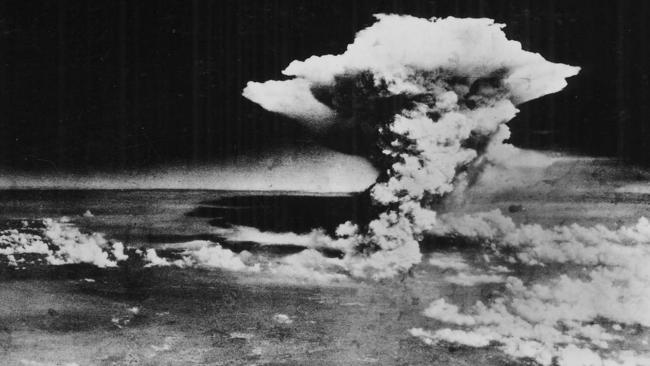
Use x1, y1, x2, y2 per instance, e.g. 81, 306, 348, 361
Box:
243, 14, 579, 279
243, 15, 579, 129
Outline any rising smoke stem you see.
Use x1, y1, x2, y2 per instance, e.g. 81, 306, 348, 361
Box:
243, 15, 579, 278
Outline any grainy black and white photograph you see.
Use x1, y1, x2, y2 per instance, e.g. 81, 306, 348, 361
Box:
1, 1, 650, 365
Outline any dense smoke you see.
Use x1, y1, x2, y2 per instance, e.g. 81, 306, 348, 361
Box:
414, 211, 650, 365
243, 15, 579, 278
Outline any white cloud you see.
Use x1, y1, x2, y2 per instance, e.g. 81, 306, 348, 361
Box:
444, 273, 505, 286
143, 248, 172, 267
413, 210, 650, 365
428, 253, 469, 271
423, 299, 476, 326
0, 218, 130, 268
181, 245, 259, 272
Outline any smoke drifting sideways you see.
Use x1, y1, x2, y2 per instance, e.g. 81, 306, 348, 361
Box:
243, 15, 579, 278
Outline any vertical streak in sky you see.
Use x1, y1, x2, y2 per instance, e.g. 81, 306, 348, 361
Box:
118, 0, 128, 166
84, 1, 91, 166
205, 1, 214, 160
639, 1, 649, 164
192, 0, 200, 162
234, 1, 243, 155
133, 1, 141, 165
57, 0, 67, 167
0, 0, 5, 165
616, 1, 627, 161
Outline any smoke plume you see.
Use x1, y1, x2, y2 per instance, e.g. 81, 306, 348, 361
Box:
243, 15, 579, 278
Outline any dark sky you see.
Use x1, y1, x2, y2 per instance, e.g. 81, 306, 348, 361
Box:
1, 0, 649, 172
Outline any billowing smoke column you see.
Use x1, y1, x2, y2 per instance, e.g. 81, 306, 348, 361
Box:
243, 15, 579, 279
